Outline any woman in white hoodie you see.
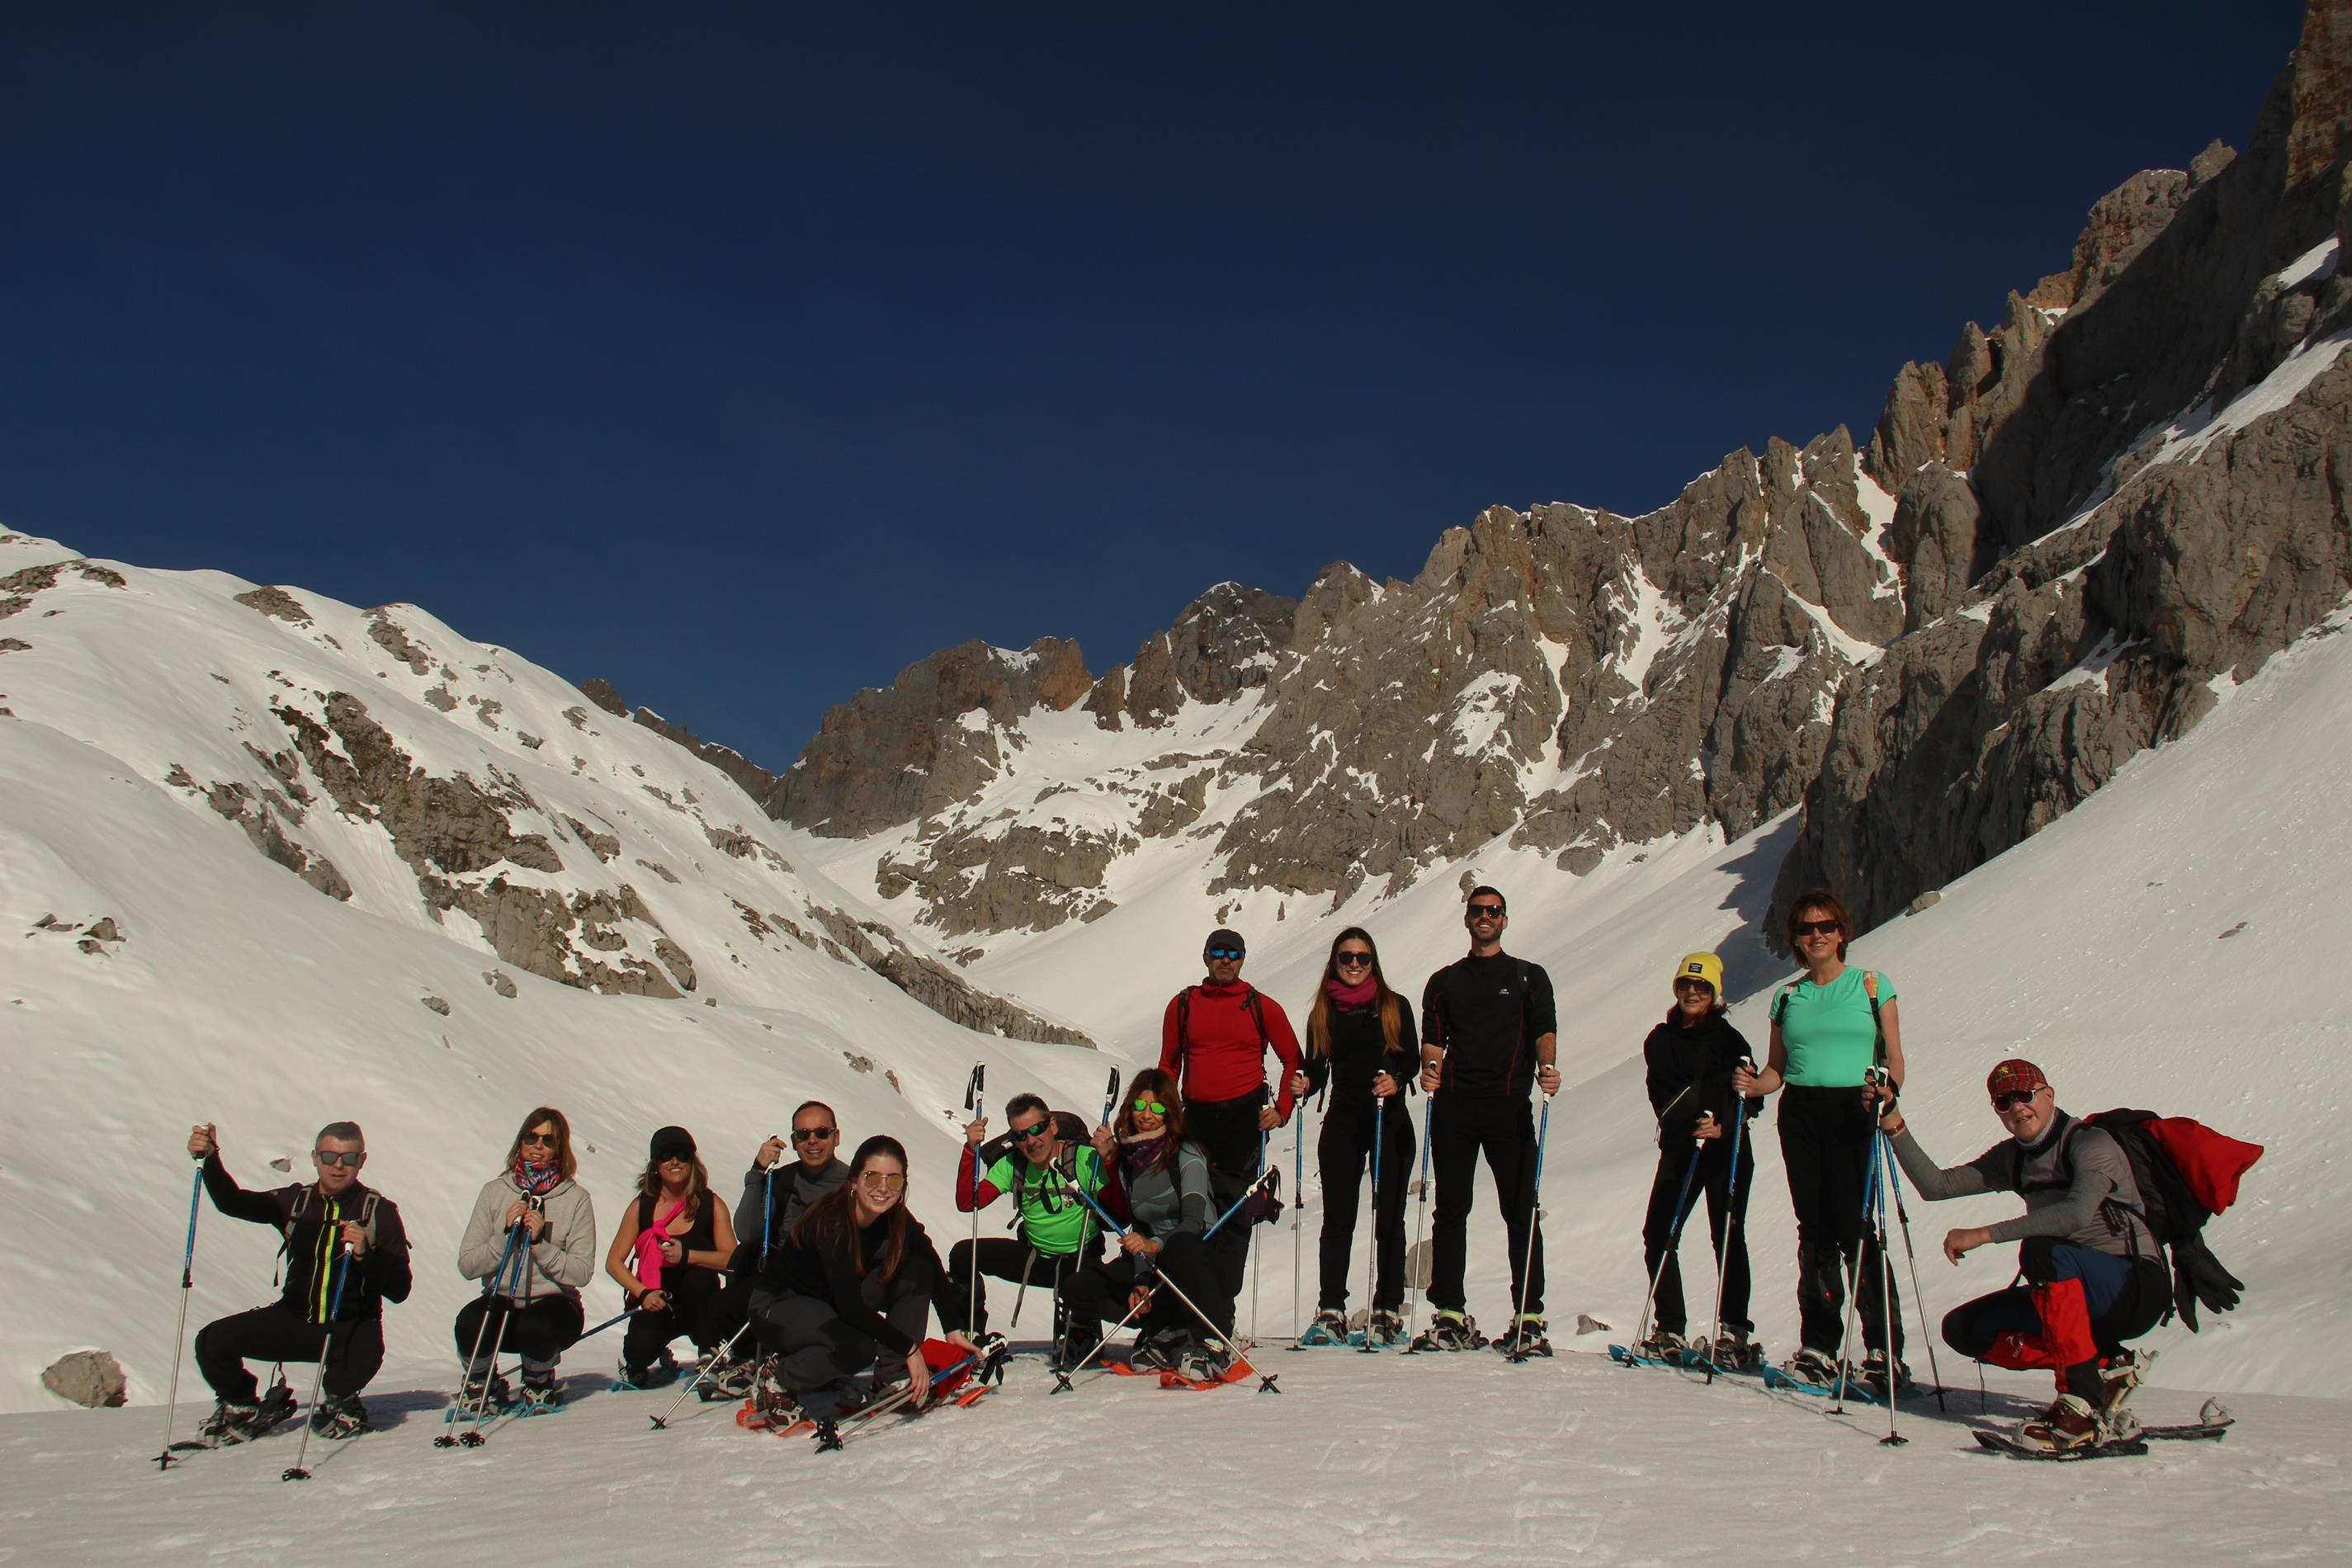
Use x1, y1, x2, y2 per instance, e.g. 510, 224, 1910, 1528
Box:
454, 1107, 597, 1412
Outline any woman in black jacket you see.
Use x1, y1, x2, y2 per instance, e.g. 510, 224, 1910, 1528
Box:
1632, 952, 1761, 1366
746, 1135, 976, 1423
1286, 927, 1417, 1347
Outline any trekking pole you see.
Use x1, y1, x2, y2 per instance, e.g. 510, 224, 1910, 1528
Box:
1290, 1082, 1307, 1344
1877, 1124, 1945, 1410
1703, 1074, 1754, 1381
1828, 1127, 1883, 1415
1249, 1097, 1271, 1345
575, 1305, 641, 1342
435, 1222, 527, 1447
649, 1318, 753, 1430
1099, 1068, 1123, 1132
1049, 1282, 1159, 1393
1049, 1177, 1263, 1390
1507, 1093, 1554, 1361
1632, 1132, 1708, 1353
153, 1167, 205, 1470
281, 1244, 354, 1481
964, 1064, 985, 1334
1872, 1134, 1905, 1447
1406, 1092, 1434, 1326
761, 1162, 777, 1269
1357, 1094, 1385, 1353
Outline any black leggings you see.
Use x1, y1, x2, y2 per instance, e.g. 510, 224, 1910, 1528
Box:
454, 1294, 584, 1377
1315, 1096, 1414, 1311
196, 1303, 384, 1402
1065, 1232, 1235, 1340
1187, 1093, 1268, 1296
621, 1265, 725, 1370
1640, 1131, 1755, 1338
1428, 1094, 1543, 1317
1778, 1086, 1901, 1357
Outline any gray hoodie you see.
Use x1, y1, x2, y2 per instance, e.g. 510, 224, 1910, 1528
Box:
457, 1172, 597, 1302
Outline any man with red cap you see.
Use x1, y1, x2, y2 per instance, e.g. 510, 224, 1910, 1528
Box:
1877, 1058, 2170, 1452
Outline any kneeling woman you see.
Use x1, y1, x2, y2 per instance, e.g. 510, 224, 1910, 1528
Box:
604, 1126, 738, 1388
455, 1108, 597, 1411
748, 1135, 976, 1421
1068, 1069, 1235, 1372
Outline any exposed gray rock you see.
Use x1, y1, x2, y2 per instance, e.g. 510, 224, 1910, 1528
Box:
233, 586, 314, 626
365, 609, 433, 675
42, 1350, 126, 1409
805, 905, 1093, 1046
482, 970, 518, 998
422, 994, 451, 1016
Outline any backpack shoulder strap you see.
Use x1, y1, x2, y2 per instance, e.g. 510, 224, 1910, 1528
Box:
1243, 985, 1269, 1051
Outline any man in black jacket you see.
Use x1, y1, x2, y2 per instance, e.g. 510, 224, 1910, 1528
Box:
185, 1120, 412, 1443
1415, 887, 1561, 1353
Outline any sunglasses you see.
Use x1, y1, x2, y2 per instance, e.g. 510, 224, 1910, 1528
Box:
1992, 1089, 2043, 1112
1205, 947, 1244, 961
857, 1171, 908, 1191
1793, 919, 1841, 937
520, 1131, 558, 1148
791, 1126, 838, 1142
1131, 1099, 1168, 1116
1012, 1122, 1053, 1142
313, 1150, 363, 1168
1334, 952, 1374, 969
657, 1152, 693, 1165
1466, 903, 1504, 919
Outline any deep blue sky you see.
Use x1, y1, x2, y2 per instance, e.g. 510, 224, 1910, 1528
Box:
2, 3, 2307, 765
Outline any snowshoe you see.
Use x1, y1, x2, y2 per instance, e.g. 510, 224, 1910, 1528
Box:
1777, 1346, 1840, 1386
1296, 1310, 1350, 1348
1159, 1339, 1253, 1391
515, 1378, 564, 1416
1688, 1329, 1764, 1374
2098, 1347, 2152, 1424
1406, 1311, 1485, 1353
453, 1371, 512, 1416
196, 1399, 264, 1447
1496, 1317, 1551, 1358
1860, 1348, 1910, 1397
1362, 1310, 1407, 1348
2015, 1393, 2105, 1454
1630, 1329, 1685, 1363
309, 1393, 371, 1440
1127, 1329, 1190, 1371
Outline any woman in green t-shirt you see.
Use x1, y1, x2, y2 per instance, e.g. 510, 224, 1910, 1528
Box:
1735, 889, 1908, 1390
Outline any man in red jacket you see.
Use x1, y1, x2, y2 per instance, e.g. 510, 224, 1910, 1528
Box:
1157, 928, 1301, 1296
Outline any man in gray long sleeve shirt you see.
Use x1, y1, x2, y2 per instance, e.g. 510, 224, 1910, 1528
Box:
696, 1101, 852, 1391
1877, 1057, 2170, 1452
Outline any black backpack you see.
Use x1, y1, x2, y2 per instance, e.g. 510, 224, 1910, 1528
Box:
2057, 1110, 2255, 1332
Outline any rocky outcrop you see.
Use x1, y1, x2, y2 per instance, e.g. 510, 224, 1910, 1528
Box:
777, 639, 1093, 835
805, 905, 1093, 1046
1778, 1, 2352, 935
42, 1350, 126, 1409
577, 676, 797, 817
1094, 582, 1298, 729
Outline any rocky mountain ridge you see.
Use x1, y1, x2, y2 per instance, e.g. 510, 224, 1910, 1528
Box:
606, 2, 2352, 959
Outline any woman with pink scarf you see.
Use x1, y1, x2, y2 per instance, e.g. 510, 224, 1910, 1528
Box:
1285, 927, 1418, 1347
453, 1107, 597, 1412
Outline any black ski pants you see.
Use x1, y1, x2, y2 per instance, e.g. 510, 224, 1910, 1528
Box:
196, 1302, 384, 1402
1186, 1091, 1268, 1298
453, 1293, 584, 1377
749, 1279, 930, 1396
1640, 1130, 1755, 1339
1315, 1095, 1414, 1312
1428, 1093, 1544, 1319
1065, 1232, 1234, 1341
1777, 1086, 1901, 1357
946, 1235, 1087, 1340
621, 1264, 725, 1372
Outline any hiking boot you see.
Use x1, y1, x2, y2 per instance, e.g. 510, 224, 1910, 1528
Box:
1410, 1311, 1484, 1353
1705, 1328, 1763, 1371
745, 1358, 800, 1429
516, 1377, 564, 1416
460, 1370, 512, 1411
1051, 1330, 1103, 1374
1862, 1348, 1910, 1394
1783, 1346, 1840, 1386
697, 1352, 754, 1400
1365, 1310, 1407, 1347
1632, 1328, 1686, 1362
616, 1351, 678, 1391
1298, 1309, 1350, 1347
1128, 1328, 1189, 1371
2016, 1393, 2104, 1452
1176, 1339, 1235, 1383
309, 1393, 370, 1440
1496, 1315, 1551, 1358
197, 1399, 263, 1446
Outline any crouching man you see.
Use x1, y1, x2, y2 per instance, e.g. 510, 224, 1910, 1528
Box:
1877, 1059, 2168, 1452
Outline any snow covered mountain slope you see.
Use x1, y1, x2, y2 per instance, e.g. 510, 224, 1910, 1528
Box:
0, 531, 1108, 1415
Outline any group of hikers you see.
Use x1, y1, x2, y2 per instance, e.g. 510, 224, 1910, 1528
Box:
175, 884, 2227, 1456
